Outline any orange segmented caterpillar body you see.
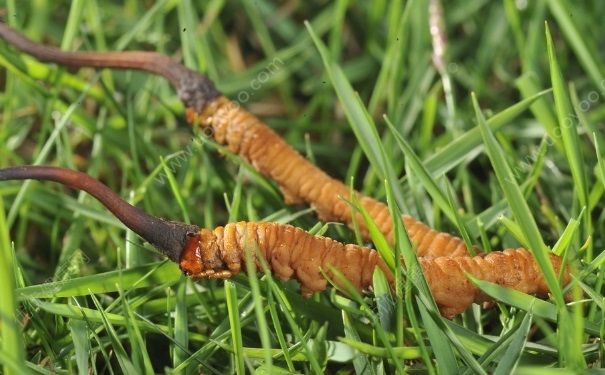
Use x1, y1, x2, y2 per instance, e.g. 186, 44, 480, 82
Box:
179, 221, 392, 296
177, 220, 567, 318
188, 97, 470, 258
0, 166, 569, 318
420, 249, 568, 318
0, 23, 470, 258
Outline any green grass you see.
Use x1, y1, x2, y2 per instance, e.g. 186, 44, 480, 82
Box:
0, 0, 604, 373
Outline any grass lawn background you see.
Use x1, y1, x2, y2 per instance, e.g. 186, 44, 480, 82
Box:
0, 0, 604, 373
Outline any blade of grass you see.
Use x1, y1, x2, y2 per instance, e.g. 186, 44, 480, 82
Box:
113, 0, 171, 51
119, 287, 155, 373
467, 275, 600, 336
464, 314, 539, 374
338, 337, 421, 359
384, 116, 456, 224
225, 280, 245, 375
29, 297, 204, 339
17, 261, 180, 298
423, 89, 551, 177
595, 133, 605, 190
551, 216, 580, 257
493, 311, 533, 375
368, 0, 412, 115
417, 302, 459, 375
89, 294, 138, 374
385, 182, 484, 372
515, 74, 562, 151
472, 92, 585, 368
159, 156, 191, 224
325, 266, 405, 374
60, 0, 86, 51
173, 278, 190, 369
445, 180, 476, 255
418, 294, 489, 374
0, 197, 26, 375
266, 291, 296, 371
373, 267, 394, 332
227, 168, 244, 222
68, 318, 90, 375
7, 84, 94, 226
341, 308, 375, 374
472, 93, 564, 304
545, 23, 590, 257
244, 241, 273, 370
578, 249, 605, 283
386, 182, 406, 349
349, 196, 394, 270
499, 216, 528, 248
172, 292, 255, 372
266, 277, 324, 374
305, 21, 407, 210
546, 0, 605, 96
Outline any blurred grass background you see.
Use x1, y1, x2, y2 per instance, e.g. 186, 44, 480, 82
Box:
0, 0, 603, 373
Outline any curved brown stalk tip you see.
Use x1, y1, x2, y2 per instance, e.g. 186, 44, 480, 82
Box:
0, 22, 220, 111
0, 166, 199, 262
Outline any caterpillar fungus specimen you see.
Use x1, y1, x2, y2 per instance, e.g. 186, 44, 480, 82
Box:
0, 166, 568, 318
0, 22, 469, 258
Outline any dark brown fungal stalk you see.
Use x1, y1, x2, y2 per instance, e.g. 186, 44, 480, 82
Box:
0, 22, 219, 112
0, 22, 471, 258
0, 166, 198, 262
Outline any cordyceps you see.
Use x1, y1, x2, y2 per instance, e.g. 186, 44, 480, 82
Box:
0, 166, 569, 318
0, 22, 469, 258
